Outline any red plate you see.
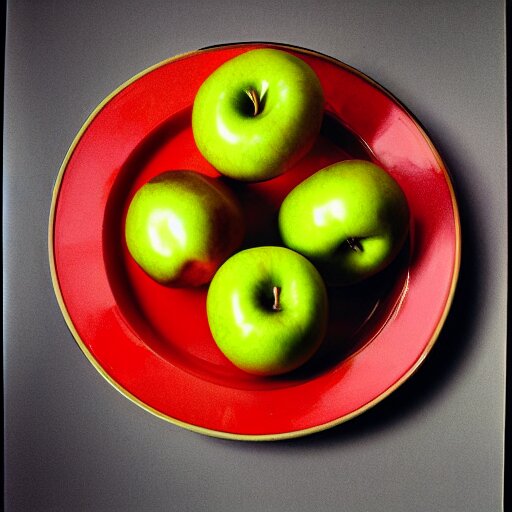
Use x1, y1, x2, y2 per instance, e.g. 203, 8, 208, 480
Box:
49, 42, 460, 440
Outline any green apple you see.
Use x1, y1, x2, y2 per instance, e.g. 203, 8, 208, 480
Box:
192, 48, 325, 182
125, 170, 244, 287
206, 246, 328, 376
278, 160, 410, 286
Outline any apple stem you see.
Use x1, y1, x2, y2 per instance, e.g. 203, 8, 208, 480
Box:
347, 237, 363, 252
272, 286, 282, 311
245, 88, 260, 116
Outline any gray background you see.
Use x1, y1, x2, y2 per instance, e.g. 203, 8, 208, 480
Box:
3, 0, 507, 511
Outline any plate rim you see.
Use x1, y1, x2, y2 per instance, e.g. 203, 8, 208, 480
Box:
48, 41, 461, 441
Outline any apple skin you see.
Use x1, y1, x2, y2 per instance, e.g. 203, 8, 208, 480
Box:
278, 160, 410, 286
192, 48, 325, 182
206, 246, 328, 376
125, 170, 245, 287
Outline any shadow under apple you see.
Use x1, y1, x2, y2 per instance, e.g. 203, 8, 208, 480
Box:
269, 238, 411, 383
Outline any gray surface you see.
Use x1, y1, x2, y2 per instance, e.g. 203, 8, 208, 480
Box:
3, 0, 506, 511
